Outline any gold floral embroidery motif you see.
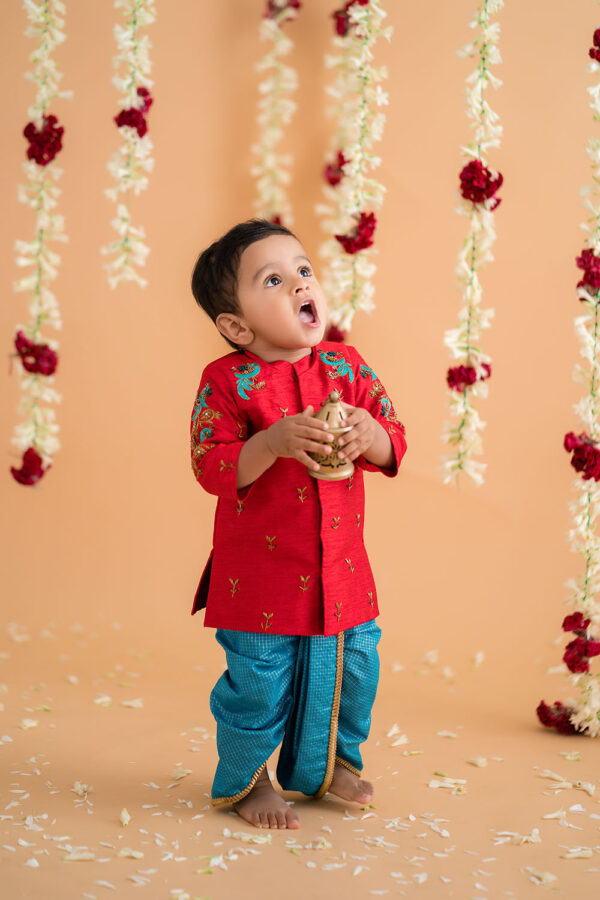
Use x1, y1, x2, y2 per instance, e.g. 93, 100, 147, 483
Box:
236, 500, 245, 516
334, 602, 342, 621
229, 578, 239, 597
220, 459, 234, 472
346, 475, 353, 491
345, 558, 355, 573
261, 612, 273, 631
367, 591, 374, 607
356, 513, 361, 527
265, 535, 277, 551
299, 575, 310, 592
235, 420, 247, 440
297, 486, 307, 503
279, 407, 288, 417
331, 517, 340, 530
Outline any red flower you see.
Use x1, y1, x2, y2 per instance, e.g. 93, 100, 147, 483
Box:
10, 447, 48, 486
536, 700, 578, 735
332, 0, 369, 37
324, 151, 348, 186
14, 331, 58, 376
265, 0, 301, 19
115, 88, 153, 137
136, 86, 153, 113
587, 638, 600, 658
589, 28, 600, 63
576, 248, 600, 291
446, 363, 491, 392
270, 216, 283, 226
23, 115, 64, 166
564, 431, 600, 481
563, 611, 591, 632
335, 212, 376, 254
326, 324, 346, 343
564, 637, 590, 673
459, 159, 503, 209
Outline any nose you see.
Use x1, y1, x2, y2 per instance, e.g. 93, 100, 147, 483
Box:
294, 280, 309, 294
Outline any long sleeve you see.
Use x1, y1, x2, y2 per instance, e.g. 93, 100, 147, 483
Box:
349, 347, 407, 476
190, 363, 250, 500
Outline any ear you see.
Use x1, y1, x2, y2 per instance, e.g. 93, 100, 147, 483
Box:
215, 312, 254, 347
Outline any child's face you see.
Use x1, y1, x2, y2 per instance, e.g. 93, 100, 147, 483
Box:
233, 234, 328, 361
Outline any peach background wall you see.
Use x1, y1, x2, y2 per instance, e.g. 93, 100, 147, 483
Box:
0, 0, 595, 683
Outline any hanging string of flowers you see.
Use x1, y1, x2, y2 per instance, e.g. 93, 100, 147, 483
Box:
251, 0, 301, 227
440, 0, 503, 486
537, 27, 600, 739
102, 0, 155, 289
316, 0, 392, 340
10, 0, 71, 486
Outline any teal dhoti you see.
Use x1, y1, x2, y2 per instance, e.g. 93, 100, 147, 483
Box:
210, 619, 381, 806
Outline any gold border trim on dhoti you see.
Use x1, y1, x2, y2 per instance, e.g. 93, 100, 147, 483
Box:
314, 631, 345, 799
211, 761, 266, 808
334, 755, 362, 778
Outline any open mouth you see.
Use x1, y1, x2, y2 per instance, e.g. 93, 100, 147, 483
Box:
298, 299, 319, 326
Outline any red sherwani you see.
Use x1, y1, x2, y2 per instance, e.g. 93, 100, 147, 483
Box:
190, 341, 406, 636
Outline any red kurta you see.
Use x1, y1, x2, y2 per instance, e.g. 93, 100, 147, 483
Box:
190, 341, 407, 636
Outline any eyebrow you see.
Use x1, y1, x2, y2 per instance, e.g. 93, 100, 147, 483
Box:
252, 255, 311, 283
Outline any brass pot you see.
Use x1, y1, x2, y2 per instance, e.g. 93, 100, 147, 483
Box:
308, 391, 354, 481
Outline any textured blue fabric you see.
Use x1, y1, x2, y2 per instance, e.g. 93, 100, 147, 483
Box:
210, 620, 381, 802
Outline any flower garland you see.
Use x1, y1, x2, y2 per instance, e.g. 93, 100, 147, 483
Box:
10, 0, 71, 486
440, 0, 503, 486
102, 0, 155, 289
317, 0, 392, 339
537, 27, 600, 739
251, 0, 301, 226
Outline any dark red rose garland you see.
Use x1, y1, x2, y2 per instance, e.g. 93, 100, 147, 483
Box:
537, 30, 600, 737
441, 1, 504, 486
102, 1, 156, 288
252, 0, 301, 226
10, 0, 71, 486
318, 0, 391, 341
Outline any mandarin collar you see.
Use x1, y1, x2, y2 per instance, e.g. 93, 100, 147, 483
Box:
240, 345, 321, 374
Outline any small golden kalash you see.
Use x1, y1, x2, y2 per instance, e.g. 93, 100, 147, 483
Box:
307, 391, 355, 481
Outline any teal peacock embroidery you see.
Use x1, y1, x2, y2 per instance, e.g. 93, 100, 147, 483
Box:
319, 350, 354, 382
231, 362, 266, 400
359, 363, 377, 381
191, 382, 223, 477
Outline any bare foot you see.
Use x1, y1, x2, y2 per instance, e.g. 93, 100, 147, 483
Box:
233, 767, 300, 829
328, 763, 374, 805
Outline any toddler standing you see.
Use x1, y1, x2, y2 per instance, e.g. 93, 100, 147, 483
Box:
190, 219, 406, 828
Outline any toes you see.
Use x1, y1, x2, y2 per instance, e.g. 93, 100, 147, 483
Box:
267, 811, 278, 829
258, 810, 269, 828
275, 810, 288, 829
286, 811, 300, 829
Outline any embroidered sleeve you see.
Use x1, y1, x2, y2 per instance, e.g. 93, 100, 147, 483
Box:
190, 362, 250, 500
350, 347, 407, 477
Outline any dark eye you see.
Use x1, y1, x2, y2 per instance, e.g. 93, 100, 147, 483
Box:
266, 275, 281, 286
299, 266, 312, 277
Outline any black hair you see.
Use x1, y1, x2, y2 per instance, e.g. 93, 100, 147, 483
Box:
191, 218, 296, 349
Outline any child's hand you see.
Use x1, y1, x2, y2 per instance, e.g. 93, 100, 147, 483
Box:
265, 406, 334, 472
336, 406, 377, 462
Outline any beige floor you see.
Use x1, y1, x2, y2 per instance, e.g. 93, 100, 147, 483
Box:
1, 616, 599, 900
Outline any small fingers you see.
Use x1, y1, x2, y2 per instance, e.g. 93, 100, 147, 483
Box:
296, 449, 321, 472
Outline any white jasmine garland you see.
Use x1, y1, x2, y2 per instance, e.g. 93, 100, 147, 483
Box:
440, 0, 503, 487
539, 38, 600, 738
102, 0, 156, 288
11, 0, 72, 476
251, 2, 300, 226
317, 0, 391, 333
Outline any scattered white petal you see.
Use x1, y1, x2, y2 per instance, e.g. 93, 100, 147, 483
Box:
24, 858, 39, 868
437, 731, 457, 739
121, 698, 143, 709
170, 764, 192, 781
19, 719, 38, 730
120, 808, 131, 827
561, 847, 593, 859
467, 757, 487, 767
117, 848, 144, 859
63, 851, 95, 861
